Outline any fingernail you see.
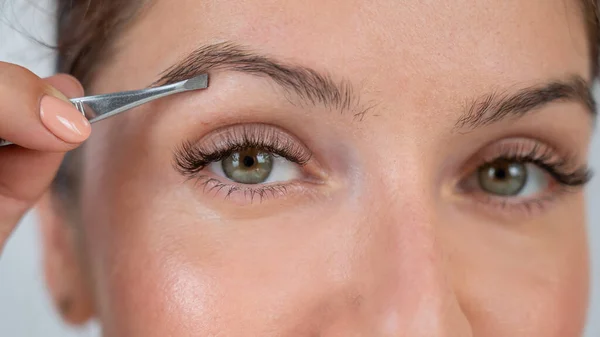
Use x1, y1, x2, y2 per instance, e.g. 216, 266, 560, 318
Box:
45, 86, 70, 102
40, 95, 91, 143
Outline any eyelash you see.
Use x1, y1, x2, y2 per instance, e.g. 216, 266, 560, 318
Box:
174, 124, 312, 201
465, 140, 592, 212
175, 127, 592, 213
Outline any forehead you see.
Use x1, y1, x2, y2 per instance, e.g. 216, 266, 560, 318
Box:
98, 0, 590, 95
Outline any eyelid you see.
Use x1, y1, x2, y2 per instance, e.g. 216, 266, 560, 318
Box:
189, 174, 315, 204
199, 123, 312, 163
457, 138, 586, 182
174, 123, 313, 176
460, 188, 571, 218
478, 139, 566, 167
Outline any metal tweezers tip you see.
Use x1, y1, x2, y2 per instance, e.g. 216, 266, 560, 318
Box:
183, 74, 209, 90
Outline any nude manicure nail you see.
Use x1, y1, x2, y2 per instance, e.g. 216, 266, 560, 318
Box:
40, 95, 91, 143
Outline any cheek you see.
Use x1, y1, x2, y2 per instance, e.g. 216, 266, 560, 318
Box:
80, 179, 224, 336
83, 206, 368, 337
446, 197, 590, 336
94, 244, 219, 336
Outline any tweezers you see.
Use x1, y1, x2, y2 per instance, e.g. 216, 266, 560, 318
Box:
0, 74, 209, 147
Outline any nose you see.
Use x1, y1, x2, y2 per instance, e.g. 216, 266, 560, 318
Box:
370, 211, 473, 337
322, 186, 474, 336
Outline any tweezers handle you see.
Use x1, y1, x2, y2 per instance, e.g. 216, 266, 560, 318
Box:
71, 82, 185, 123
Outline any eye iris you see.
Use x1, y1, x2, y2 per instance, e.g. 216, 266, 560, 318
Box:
222, 148, 273, 184
478, 160, 527, 196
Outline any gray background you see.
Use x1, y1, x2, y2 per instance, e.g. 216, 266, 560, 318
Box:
0, 1, 598, 336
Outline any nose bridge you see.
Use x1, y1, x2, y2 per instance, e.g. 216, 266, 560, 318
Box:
355, 159, 472, 336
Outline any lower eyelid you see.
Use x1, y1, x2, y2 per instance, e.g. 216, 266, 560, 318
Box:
455, 190, 554, 220
194, 157, 324, 204
190, 174, 315, 204
456, 176, 583, 221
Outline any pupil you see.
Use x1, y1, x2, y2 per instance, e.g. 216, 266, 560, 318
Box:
243, 156, 255, 168
494, 168, 507, 180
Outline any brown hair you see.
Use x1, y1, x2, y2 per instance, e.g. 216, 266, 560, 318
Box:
585, 0, 600, 74
56, 0, 145, 87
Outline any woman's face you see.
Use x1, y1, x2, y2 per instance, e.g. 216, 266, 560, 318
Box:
43, 0, 595, 336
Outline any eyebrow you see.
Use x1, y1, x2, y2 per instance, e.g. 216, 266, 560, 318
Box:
455, 76, 596, 131
156, 43, 596, 128
154, 42, 365, 116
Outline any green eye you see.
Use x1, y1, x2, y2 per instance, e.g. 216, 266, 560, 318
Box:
222, 148, 274, 184
478, 159, 527, 196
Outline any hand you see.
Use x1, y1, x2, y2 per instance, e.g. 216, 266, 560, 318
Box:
0, 62, 90, 253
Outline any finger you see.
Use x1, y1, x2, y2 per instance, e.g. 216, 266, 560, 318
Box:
44, 74, 85, 99
0, 63, 91, 151
0, 147, 65, 251
0, 66, 88, 250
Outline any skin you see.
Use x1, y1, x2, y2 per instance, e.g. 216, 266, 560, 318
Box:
23, 0, 594, 336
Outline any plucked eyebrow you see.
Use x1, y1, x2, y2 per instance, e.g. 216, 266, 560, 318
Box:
154, 41, 366, 116
455, 76, 596, 131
